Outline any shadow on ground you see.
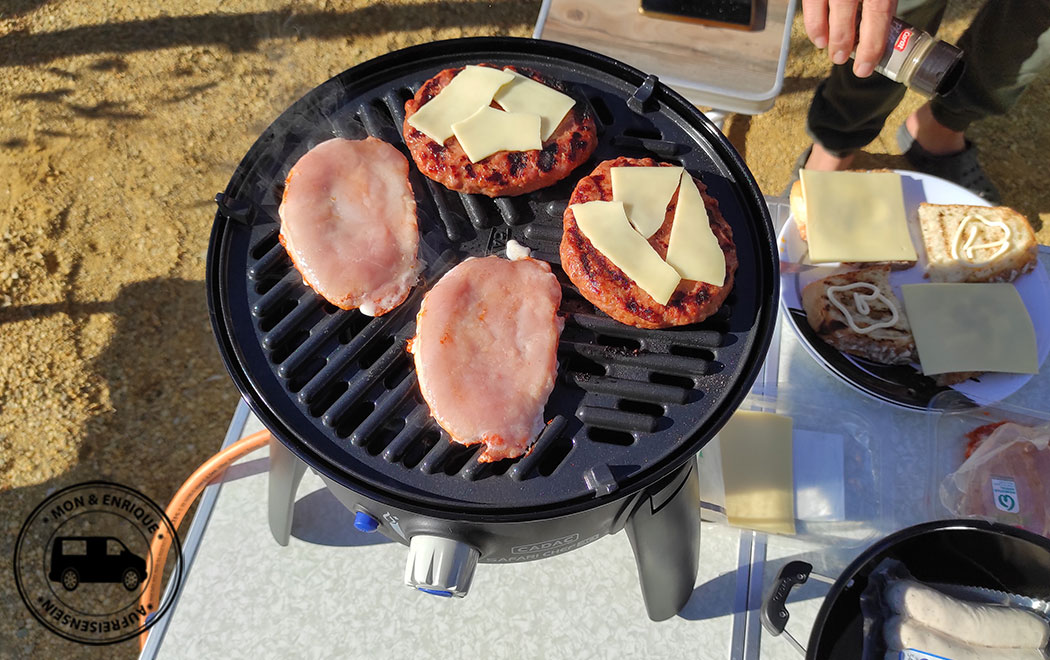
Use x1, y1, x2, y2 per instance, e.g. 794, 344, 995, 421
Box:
0, 1, 535, 67
2, 277, 239, 657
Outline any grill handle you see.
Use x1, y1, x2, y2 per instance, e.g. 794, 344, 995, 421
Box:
761, 560, 813, 656
625, 459, 700, 621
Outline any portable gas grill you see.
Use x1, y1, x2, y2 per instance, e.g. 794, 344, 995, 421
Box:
207, 37, 778, 621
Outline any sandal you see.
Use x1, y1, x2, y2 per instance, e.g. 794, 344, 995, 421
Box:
896, 124, 1001, 204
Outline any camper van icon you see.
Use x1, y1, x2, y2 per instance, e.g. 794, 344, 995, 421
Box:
16, 482, 181, 644
48, 536, 147, 592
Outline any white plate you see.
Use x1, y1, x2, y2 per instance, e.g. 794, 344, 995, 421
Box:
779, 170, 1050, 410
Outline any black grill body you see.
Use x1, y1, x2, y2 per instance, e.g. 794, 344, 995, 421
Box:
207, 37, 778, 620
315, 449, 693, 561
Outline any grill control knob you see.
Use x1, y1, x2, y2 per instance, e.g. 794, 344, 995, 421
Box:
404, 535, 479, 598
353, 511, 379, 533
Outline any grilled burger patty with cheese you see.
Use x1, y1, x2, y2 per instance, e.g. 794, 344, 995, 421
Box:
560, 157, 738, 329
402, 65, 598, 197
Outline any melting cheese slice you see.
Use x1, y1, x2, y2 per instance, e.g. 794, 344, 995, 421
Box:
900, 283, 1038, 376
718, 410, 796, 535
571, 200, 681, 305
800, 170, 917, 263
451, 106, 542, 163
611, 166, 684, 238
406, 65, 515, 143
665, 172, 725, 286
492, 70, 576, 141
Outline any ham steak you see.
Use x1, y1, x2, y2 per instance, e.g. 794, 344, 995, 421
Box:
411, 255, 563, 462
949, 422, 1050, 536
279, 137, 419, 316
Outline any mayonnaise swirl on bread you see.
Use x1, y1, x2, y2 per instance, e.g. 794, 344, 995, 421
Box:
951, 212, 1012, 265
826, 282, 900, 335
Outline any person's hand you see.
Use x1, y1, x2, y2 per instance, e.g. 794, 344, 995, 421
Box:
802, 0, 898, 77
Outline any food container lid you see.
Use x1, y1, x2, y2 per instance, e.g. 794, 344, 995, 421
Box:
913, 40, 965, 97
700, 384, 888, 552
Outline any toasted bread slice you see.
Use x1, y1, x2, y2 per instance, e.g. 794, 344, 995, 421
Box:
789, 178, 915, 270
801, 266, 917, 365
918, 203, 1037, 283
789, 179, 808, 241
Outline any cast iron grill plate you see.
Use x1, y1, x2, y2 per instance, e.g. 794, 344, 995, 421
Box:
208, 37, 778, 517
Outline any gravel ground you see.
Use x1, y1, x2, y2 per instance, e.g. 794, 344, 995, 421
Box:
0, 1, 1046, 658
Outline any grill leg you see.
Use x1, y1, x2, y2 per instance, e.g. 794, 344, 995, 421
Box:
626, 459, 701, 621
268, 437, 308, 546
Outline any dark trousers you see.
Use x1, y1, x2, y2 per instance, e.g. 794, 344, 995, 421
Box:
807, 0, 1050, 156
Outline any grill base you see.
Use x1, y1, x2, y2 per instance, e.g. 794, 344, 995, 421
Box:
268, 436, 701, 620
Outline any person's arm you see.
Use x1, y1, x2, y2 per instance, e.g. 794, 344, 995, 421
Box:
802, 0, 898, 77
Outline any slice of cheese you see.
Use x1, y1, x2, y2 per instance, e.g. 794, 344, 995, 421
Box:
451, 106, 542, 163
406, 65, 515, 143
571, 200, 681, 305
492, 70, 576, 141
611, 166, 684, 238
665, 172, 726, 286
900, 283, 1038, 376
718, 410, 796, 535
800, 170, 917, 263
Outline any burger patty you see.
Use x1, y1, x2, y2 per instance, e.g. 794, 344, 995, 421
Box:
403, 65, 598, 197
560, 157, 738, 328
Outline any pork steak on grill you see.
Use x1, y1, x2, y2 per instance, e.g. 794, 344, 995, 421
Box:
410, 255, 563, 462
279, 137, 420, 316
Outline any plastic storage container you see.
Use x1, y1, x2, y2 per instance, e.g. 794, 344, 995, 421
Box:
925, 391, 1050, 537
699, 385, 888, 549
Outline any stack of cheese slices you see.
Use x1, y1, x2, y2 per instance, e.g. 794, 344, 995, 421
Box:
789, 171, 1040, 386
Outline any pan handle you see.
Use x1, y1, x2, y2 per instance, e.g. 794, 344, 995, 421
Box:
761, 560, 812, 656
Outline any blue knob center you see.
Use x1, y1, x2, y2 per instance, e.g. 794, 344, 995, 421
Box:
353, 511, 379, 533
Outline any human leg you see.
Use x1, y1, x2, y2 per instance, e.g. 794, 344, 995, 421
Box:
899, 1, 1050, 201
928, 0, 1050, 131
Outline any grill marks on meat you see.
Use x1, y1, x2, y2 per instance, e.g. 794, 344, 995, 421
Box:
403, 65, 598, 197
278, 137, 420, 316
411, 256, 563, 462
560, 157, 738, 328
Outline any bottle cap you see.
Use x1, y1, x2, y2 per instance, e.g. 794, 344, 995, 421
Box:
912, 40, 965, 97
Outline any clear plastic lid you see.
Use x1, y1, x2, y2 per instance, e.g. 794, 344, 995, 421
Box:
700, 384, 887, 549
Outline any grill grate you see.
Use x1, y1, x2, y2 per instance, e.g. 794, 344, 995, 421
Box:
209, 38, 776, 514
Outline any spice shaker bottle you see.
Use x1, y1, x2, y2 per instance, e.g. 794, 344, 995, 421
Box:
855, 16, 964, 96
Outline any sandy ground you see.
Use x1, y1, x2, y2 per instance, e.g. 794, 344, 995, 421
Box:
0, 1, 1046, 658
